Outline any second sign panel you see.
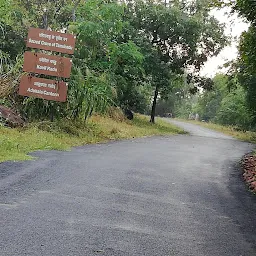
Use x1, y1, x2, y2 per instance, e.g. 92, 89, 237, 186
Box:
23, 51, 72, 78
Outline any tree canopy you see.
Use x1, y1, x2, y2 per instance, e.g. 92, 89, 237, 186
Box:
1, 0, 227, 123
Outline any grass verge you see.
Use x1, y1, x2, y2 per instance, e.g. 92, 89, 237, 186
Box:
0, 114, 185, 163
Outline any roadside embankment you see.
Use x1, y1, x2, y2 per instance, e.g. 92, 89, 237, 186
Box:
0, 114, 185, 162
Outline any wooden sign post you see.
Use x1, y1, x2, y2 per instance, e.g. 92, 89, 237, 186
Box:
19, 27, 76, 103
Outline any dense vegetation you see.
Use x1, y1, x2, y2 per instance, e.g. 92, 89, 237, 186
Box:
171, 73, 254, 131
167, 0, 256, 131
0, 0, 227, 124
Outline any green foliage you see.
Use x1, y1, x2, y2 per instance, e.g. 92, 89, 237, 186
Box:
235, 0, 256, 24
223, 1, 256, 125
124, 0, 227, 122
238, 26, 256, 123
1, 0, 227, 124
210, 0, 256, 128
179, 73, 254, 130
193, 74, 227, 121
214, 86, 252, 129
72, 0, 148, 113
0, 22, 25, 61
67, 67, 114, 119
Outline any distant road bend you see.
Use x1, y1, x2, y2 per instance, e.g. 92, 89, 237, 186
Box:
0, 119, 256, 256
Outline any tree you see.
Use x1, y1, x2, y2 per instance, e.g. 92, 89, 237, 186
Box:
0, 0, 228, 123
193, 74, 228, 121
231, 0, 256, 123
125, 0, 227, 123
215, 85, 252, 129
71, 0, 148, 117
185, 73, 254, 130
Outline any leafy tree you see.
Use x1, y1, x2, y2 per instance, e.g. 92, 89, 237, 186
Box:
184, 73, 254, 130
71, 0, 148, 117
215, 85, 252, 129
206, 0, 256, 129
230, 1, 256, 123
0, 0, 228, 124
125, 0, 227, 123
193, 74, 227, 121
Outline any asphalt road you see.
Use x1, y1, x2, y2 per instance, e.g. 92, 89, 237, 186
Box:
1, 120, 256, 256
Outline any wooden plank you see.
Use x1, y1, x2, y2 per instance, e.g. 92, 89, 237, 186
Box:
23, 51, 72, 78
26, 27, 76, 54
19, 75, 68, 102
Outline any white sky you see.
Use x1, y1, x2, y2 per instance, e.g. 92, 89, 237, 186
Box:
200, 8, 249, 77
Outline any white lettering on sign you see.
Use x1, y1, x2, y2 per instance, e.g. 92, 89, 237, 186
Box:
28, 38, 73, 51
37, 65, 47, 71
29, 38, 53, 47
39, 57, 49, 63
38, 32, 69, 43
39, 33, 51, 40
34, 81, 56, 89
34, 82, 47, 88
36, 65, 57, 73
47, 66, 57, 72
48, 83, 56, 89
29, 38, 40, 45
55, 43, 73, 50
27, 88, 60, 97
41, 41, 52, 47
50, 59, 57, 65
55, 35, 68, 42
38, 57, 57, 66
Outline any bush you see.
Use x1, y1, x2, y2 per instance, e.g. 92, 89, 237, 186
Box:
215, 86, 253, 130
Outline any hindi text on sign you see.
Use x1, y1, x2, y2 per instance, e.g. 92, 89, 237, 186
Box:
19, 75, 68, 102
26, 28, 76, 54
23, 51, 72, 78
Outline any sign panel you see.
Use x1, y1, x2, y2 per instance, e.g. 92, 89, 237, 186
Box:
23, 51, 72, 78
26, 27, 76, 54
19, 75, 68, 102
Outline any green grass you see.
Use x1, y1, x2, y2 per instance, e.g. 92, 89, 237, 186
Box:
0, 114, 185, 163
176, 118, 256, 144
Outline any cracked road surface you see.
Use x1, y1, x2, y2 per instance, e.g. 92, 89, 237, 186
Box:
0, 119, 256, 256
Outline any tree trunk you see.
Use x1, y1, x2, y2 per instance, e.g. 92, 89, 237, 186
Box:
72, 0, 82, 22
150, 85, 159, 123
43, 10, 48, 29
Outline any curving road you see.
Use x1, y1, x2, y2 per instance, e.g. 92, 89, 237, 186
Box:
0, 119, 256, 256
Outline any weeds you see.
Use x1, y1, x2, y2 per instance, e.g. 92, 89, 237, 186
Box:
0, 114, 184, 162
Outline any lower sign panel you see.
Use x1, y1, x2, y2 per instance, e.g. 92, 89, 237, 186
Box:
19, 75, 68, 102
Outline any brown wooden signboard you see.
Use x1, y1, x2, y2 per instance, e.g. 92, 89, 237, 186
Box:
23, 51, 72, 78
19, 75, 68, 102
26, 27, 76, 54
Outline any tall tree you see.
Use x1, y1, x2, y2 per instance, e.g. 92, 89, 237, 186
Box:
125, 0, 227, 123
230, 0, 256, 123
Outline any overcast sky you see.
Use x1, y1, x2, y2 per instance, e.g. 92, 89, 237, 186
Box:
200, 8, 249, 77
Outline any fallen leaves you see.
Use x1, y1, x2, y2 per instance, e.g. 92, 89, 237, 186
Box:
242, 154, 256, 193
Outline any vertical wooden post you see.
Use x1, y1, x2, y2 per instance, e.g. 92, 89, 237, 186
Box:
42, 7, 54, 122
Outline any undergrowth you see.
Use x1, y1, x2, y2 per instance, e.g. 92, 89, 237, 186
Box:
0, 114, 185, 162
